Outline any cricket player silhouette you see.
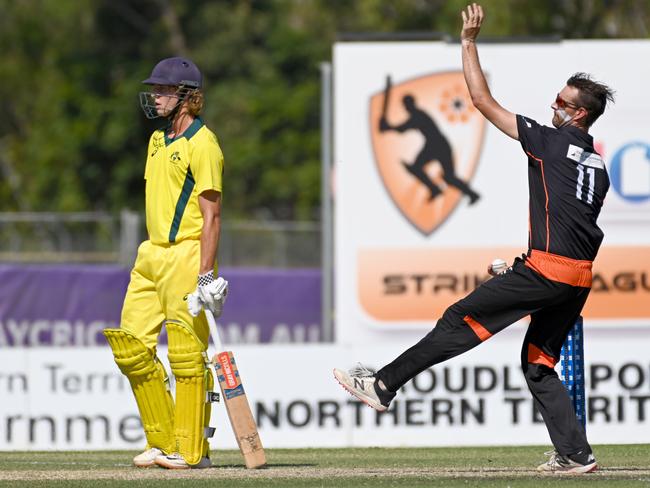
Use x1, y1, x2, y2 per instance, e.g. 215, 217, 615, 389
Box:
379, 94, 480, 204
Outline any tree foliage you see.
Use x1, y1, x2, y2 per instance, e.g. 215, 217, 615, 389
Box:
1, 0, 647, 219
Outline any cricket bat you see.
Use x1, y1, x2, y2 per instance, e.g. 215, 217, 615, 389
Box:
205, 308, 267, 469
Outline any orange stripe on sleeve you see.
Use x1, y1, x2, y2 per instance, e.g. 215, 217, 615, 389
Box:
527, 343, 557, 368
463, 315, 492, 342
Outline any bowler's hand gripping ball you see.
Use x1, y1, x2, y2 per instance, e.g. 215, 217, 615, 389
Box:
488, 258, 508, 276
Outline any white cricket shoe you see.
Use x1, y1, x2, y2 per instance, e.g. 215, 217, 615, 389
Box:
155, 452, 212, 470
537, 450, 597, 474
133, 447, 163, 468
333, 363, 395, 412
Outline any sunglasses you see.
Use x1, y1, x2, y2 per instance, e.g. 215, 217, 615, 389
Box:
555, 93, 579, 110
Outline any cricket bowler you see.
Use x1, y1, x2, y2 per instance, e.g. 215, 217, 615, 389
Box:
104, 57, 227, 469
334, 3, 614, 474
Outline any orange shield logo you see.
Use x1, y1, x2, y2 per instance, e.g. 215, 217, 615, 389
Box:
370, 72, 486, 235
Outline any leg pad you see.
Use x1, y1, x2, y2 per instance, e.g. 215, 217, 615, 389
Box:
104, 328, 174, 453
166, 321, 213, 465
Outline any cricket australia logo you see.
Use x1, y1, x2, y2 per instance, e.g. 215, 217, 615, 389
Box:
170, 151, 182, 164
369, 72, 486, 235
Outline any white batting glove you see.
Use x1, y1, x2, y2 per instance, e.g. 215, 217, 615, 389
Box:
186, 291, 203, 317
196, 271, 229, 318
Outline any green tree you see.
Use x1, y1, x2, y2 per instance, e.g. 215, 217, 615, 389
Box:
0, 0, 647, 218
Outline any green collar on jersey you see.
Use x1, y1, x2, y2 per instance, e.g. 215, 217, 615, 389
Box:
164, 117, 203, 146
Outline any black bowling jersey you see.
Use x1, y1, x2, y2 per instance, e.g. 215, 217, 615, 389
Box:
516, 115, 609, 261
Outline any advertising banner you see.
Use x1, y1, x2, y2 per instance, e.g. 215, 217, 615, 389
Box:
0, 265, 321, 346
1, 329, 647, 450
334, 40, 650, 345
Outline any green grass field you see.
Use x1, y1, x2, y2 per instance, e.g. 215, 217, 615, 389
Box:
1, 445, 649, 487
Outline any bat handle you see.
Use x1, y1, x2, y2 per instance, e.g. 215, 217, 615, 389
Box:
204, 308, 225, 354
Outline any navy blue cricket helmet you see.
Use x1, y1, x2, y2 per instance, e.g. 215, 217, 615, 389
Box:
143, 57, 202, 89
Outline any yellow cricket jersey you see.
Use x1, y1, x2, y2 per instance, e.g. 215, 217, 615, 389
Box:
144, 118, 223, 244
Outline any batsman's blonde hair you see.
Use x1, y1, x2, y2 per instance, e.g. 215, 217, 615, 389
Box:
186, 89, 204, 116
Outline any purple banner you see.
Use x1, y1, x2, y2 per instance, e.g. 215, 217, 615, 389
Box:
0, 265, 321, 347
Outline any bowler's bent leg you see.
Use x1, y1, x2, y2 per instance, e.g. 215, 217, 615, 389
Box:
376, 261, 538, 392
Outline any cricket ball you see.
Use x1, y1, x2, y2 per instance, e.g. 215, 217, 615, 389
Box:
490, 258, 508, 275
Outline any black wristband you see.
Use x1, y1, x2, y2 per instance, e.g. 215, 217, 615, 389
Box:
198, 271, 214, 286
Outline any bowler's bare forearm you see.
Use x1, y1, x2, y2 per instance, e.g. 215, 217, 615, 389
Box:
462, 40, 518, 139
462, 40, 491, 108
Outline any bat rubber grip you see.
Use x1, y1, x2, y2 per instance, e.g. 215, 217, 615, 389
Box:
204, 309, 224, 354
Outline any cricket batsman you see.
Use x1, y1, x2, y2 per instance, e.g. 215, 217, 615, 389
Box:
104, 57, 227, 469
334, 3, 615, 474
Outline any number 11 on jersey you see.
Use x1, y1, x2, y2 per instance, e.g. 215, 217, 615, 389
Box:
576, 164, 595, 204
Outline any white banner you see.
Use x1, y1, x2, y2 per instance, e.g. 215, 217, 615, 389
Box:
333, 40, 650, 346
1, 337, 648, 450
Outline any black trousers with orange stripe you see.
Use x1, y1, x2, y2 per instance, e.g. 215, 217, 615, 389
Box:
376, 256, 592, 457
